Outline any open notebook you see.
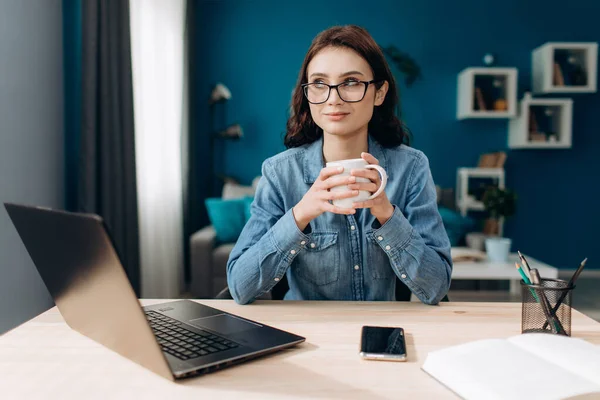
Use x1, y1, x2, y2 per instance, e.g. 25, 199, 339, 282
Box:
422, 334, 600, 400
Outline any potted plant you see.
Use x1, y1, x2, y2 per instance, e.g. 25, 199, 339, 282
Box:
482, 186, 517, 262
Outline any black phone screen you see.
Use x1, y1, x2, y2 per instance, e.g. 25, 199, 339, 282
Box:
360, 326, 406, 355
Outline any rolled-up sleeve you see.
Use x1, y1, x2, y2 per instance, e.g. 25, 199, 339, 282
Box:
370, 154, 452, 305
226, 161, 310, 304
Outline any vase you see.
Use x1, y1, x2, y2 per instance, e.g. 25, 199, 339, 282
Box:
466, 232, 486, 251
485, 237, 512, 263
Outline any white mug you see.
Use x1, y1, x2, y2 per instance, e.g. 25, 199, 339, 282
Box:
325, 158, 388, 209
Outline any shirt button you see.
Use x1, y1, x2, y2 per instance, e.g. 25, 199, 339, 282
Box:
300, 240, 306, 245
310, 243, 316, 248
378, 236, 383, 241
401, 274, 407, 279
290, 250, 296, 255
354, 265, 360, 270
385, 245, 391, 251
274, 277, 280, 282
350, 225, 356, 230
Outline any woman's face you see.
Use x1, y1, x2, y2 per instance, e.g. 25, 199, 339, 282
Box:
305, 46, 388, 139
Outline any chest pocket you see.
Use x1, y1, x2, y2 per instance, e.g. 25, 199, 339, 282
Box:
367, 234, 395, 280
293, 232, 339, 286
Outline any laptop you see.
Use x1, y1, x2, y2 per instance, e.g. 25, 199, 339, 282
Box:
4, 203, 305, 380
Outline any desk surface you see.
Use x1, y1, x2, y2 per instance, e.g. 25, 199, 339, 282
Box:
2, 300, 600, 399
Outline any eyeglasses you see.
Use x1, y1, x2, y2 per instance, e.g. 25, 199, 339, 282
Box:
301, 80, 378, 104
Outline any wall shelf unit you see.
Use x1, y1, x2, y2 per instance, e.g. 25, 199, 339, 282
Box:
508, 93, 573, 149
532, 42, 598, 94
457, 67, 518, 120
456, 168, 505, 217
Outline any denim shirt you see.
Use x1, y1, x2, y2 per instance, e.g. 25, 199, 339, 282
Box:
226, 136, 452, 305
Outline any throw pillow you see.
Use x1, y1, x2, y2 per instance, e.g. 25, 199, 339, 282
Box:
438, 206, 475, 246
205, 198, 247, 243
242, 196, 253, 222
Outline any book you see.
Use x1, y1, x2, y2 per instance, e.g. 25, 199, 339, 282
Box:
451, 246, 487, 262
477, 152, 507, 168
474, 87, 487, 111
554, 62, 565, 86
422, 333, 600, 400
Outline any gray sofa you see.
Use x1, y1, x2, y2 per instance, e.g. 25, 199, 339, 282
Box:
190, 226, 235, 298
189, 186, 456, 299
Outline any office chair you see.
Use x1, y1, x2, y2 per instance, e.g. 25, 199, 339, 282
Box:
215, 275, 449, 302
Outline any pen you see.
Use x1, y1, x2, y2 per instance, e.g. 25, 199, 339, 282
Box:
517, 251, 532, 281
515, 262, 531, 284
529, 268, 565, 334
515, 263, 538, 302
542, 258, 587, 330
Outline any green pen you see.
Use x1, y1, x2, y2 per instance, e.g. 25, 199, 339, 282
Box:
515, 263, 538, 301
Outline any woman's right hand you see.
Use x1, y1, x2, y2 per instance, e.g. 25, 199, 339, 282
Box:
292, 166, 358, 231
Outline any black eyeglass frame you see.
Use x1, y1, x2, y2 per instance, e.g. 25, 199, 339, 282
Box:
301, 79, 380, 104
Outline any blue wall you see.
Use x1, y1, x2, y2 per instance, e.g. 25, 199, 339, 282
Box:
195, 0, 600, 269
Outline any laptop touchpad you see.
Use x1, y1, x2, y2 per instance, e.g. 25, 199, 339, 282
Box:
188, 314, 262, 335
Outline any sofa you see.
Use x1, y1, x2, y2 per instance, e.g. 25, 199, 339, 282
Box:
190, 181, 459, 299
190, 178, 259, 298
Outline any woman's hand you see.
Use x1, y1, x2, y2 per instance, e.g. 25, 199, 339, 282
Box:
292, 166, 358, 231
349, 152, 394, 225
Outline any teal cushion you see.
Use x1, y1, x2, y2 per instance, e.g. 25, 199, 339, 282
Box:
205, 198, 247, 243
242, 196, 253, 222
438, 206, 475, 246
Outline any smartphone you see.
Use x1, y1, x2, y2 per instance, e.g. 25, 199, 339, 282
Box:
359, 325, 407, 362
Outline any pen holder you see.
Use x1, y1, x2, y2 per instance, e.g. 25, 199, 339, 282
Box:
521, 278, 574, 336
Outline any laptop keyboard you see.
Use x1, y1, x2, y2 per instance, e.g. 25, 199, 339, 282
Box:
145, 311, 239, 361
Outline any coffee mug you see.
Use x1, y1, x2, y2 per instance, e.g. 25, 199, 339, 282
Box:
325, 158, 388, 209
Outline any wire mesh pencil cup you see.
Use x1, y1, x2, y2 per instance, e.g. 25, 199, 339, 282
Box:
521, 278, 574, 336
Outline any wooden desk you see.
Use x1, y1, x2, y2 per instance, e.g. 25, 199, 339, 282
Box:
1, 301, 600, 399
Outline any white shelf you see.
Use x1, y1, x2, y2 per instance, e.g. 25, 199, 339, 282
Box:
457, 167, 505, 178
532, 42, 598, 94
508, 93, 573, 149
456, 168, 505, 217
457, 67, 518, 120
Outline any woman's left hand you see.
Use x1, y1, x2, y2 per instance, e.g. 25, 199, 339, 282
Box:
348, 152, 394, 225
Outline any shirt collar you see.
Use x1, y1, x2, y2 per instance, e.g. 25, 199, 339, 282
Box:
303, 135, 389, 184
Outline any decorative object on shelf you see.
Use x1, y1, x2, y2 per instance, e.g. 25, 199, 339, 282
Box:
465, 232, 487, 251
508, 92, 573, 149
208, 82, 243, 197
532, 42, 598, 94
457, 67, 517, 119
380, 45, 422, 87
482, 186, 517, 263
493, 98, 508, 111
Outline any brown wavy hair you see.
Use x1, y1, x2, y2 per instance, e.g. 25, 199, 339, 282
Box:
284, 25, 409, 149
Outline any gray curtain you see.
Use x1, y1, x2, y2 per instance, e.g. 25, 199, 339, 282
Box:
79, 0, 140, 295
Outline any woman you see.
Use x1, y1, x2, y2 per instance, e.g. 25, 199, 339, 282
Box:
226, 25, 451, 305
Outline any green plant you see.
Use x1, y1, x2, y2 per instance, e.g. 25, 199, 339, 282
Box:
381, 45, 422, 87
482, 186, 517, 219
